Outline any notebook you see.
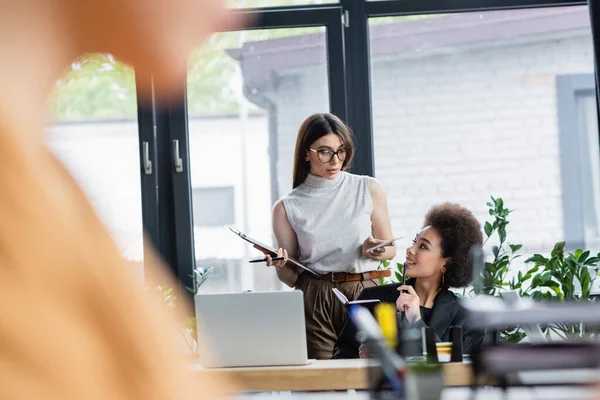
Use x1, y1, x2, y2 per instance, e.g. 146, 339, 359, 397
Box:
332, 287, 381, 307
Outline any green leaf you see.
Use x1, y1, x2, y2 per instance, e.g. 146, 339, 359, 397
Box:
551, 241, 566, 259
542, 292, 555, 301
498, 254, 510, 263
550, 286, 564, 301
509, 244, 523, 253
585, 256, 600, 266
580, 267, 592, 299
525, 254, 549, 265
496, 198, 504, 210
541, 271, 553, 280
499, 226, 506, 244
484, 222, 493, 237
492, 246, 500, 258
544, 279, 560, 288
531, 291, 543, 300
581, 250, 590, 262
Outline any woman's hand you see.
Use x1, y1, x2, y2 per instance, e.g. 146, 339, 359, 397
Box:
253, 245, 288, 268
359, 342, 370, 359
361, 237, 389, 260
396, 285, 421, 324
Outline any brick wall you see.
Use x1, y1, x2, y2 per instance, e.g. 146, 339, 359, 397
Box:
272, 33, 595, 261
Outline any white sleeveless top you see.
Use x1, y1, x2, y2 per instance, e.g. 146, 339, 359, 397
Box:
281, 171, 379, 274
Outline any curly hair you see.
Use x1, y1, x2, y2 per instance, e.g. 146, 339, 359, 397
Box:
423, 203, 483, 288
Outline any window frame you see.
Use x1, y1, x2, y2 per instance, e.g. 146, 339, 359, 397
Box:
557, 74, 600, 248
133, 0, 600, 293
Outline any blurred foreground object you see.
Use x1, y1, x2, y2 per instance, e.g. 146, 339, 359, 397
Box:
0, 0, 245, 398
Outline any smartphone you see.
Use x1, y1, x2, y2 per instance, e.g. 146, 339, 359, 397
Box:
367, 236, 404, 253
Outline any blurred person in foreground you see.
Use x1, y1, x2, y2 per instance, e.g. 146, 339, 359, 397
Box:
0, 1, 244, 399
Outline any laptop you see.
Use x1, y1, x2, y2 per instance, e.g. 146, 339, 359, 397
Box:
194, 290, 309, 368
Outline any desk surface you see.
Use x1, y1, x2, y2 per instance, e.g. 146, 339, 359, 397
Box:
229, 387, 596, 400
193, 359, 482, 392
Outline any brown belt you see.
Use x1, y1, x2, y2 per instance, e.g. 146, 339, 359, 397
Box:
311, 270, 392, 283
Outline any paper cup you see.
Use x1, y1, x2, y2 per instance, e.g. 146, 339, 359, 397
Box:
436, 342, 452, 362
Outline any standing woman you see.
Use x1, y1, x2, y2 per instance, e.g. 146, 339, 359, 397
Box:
261, 113, 396, 359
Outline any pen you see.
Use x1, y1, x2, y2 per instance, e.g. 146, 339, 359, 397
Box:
401, 262, 408, 293
248, 256, 285, 263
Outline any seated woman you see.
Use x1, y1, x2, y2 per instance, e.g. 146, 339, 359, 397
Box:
333, 203, 484, 359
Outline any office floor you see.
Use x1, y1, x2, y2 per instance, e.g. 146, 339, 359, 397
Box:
231, 386, 596, 399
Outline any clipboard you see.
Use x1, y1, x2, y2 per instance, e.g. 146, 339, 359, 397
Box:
229, 228, 319, 276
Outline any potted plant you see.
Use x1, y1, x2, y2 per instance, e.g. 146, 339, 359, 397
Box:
146, 266, 214, 357
404, 362, 444, 400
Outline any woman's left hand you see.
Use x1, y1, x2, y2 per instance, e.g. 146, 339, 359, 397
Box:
396, 285, 421, 324
358, 342, 370, 359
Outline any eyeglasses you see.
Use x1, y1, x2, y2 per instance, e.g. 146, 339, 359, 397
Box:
309, 147, 347, 163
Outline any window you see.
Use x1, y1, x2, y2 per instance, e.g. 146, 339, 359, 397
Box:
577, 94, 600, 248
188, 27, 330, 292
557, 74, 600, 252
46, 54, 144, 282
229, 0, 336, 8
192, 187, 235, 227
368, 7, 595, 258
196, 259, 241, 293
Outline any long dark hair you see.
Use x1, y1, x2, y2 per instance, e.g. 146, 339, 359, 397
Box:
292, 113, 355, 188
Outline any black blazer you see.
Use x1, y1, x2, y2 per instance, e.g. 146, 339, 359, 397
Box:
332, 280, 484, 359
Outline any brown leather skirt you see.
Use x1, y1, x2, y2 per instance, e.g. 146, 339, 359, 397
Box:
294, 273, 378, 360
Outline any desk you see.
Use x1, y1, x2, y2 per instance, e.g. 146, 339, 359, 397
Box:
229, 387, 596, 400
193, 359, 487, 392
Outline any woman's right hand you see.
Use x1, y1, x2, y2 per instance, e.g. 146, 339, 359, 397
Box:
254, 245, 288, 268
